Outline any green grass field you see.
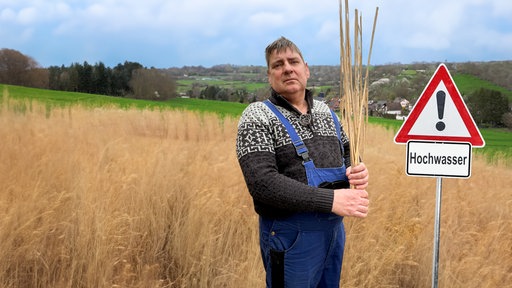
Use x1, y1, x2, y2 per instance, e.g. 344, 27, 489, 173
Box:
2, 84, 511, 162
368, 116, 512, 161
2, 84, 247, 118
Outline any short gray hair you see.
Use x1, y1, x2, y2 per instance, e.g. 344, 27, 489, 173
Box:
265, 36, 305, 68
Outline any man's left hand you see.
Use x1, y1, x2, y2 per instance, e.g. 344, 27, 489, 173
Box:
346, 162, 369, 190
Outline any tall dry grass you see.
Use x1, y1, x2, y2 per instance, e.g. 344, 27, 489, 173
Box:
1, 92, 261, 287
342, 127, 512, 287
1, 89, 511, 287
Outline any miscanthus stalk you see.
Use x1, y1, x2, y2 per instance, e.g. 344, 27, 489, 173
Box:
339, 0, 378, 165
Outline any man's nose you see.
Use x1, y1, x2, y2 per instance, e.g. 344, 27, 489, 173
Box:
283, 61, 293, 73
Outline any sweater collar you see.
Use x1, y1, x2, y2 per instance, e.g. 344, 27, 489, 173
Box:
268, 88, 313, 115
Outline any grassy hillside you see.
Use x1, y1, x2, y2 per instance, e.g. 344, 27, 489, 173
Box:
2, 84, 511, 162
173, 66, 512, 102
452, 73, 512, 101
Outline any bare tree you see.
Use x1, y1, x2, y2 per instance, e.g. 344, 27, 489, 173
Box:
27, 68, 49, 89
0, 48, 41, 86
129, 68, 176, 100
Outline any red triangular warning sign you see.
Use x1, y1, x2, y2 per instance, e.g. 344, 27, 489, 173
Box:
394, 64, 485, 147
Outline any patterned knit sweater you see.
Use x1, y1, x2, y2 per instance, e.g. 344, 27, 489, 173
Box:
236, 89, 351, 219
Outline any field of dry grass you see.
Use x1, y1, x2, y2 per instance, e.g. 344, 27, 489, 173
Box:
1, 89, 511, 287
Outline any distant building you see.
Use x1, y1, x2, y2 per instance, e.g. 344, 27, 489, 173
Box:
385, 102, 403, 115
400, 98, 410, 108
369, 99, 405, 117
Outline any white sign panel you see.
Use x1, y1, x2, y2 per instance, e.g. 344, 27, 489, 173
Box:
406, 141, 472, 178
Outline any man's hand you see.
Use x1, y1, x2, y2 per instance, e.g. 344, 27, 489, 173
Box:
331, 188, 369, 218
346, 162, 369, 190
330, 163, 370, 218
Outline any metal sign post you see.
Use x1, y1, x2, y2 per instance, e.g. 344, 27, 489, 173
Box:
432, 177, 442, 288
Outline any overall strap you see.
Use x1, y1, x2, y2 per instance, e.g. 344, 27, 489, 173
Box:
263, 100, 310, 162
329, 109, 345, 155
330, 110, 341, 140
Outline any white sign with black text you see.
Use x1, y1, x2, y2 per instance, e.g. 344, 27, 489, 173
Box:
406, 141, 472, 178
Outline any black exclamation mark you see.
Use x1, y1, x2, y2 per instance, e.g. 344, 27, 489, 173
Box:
436, 91, 446, 131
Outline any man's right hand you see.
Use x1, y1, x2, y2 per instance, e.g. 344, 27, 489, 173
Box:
331, 188, 369, 218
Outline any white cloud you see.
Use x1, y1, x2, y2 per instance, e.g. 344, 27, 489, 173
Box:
0, 8, 16, 21
0, 0, 510, 67
407, 33, 451, 50
86, 3, 108, 18
249, 12, 286, 28
17, 7, 37, 24
316, 20, 338, 41
491, 0, 512, 16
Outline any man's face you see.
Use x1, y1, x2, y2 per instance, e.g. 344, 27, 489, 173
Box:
267, 48, 310, 100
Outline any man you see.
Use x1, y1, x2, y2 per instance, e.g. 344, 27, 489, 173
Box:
236, 36, 369, 287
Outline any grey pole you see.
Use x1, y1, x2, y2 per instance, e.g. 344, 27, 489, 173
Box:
432, 177, 442, 288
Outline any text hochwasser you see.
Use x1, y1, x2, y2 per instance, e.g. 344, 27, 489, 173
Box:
409, 152, 468, 165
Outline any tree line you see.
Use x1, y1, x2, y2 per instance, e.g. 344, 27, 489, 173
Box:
0, 48, 176, 101
1, 48, 510, 128
48, 61, 140, 96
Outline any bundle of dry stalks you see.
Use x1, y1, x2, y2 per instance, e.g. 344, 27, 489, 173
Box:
339, 0, 378, 164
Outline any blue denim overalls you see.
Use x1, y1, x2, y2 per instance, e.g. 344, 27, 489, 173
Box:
260, 100, 349, 288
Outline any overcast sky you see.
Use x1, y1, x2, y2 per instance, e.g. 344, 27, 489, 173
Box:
1, 0, 511, 68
